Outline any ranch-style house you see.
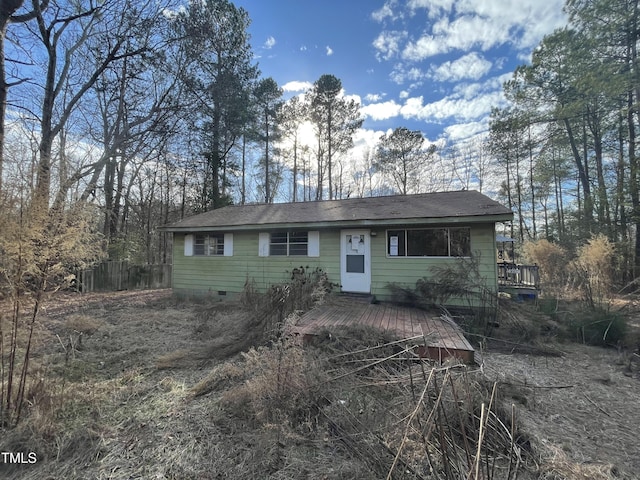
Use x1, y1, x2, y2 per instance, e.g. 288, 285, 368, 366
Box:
162, 190, 513, 301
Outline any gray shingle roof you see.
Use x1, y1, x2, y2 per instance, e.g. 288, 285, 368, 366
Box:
162, 190, 512, 231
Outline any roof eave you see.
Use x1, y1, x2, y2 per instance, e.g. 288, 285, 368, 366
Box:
161, 212, 514, 233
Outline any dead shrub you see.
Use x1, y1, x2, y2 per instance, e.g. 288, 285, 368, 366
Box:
194, 307, 265, 359
60, 314, 103, 352
317, 359, 532, 480
156, 268, 331, 370
388, 254, 499, 337
522, 239, 568, 296
221, 338, 327, 427
63, 314, 103, 335
570, 234, 614, 309
241, 267, 335, 343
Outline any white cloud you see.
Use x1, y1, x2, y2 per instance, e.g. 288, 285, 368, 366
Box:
300, 45, 307, 51
443, 120, 489, 142
402, 15, 510, 61
361, 100, 402, 121
282, 81, 313, 93
344, 93, 362, 104
469, 0, 566, 50
264, 36, 276, 49
372, 0, 402, 22
353, 128, 385, 150
372, 30, 408, 61
408, 0, 454, 17
399, 89, 505, 123
389, 65, 427, 85
365, 93, 385, 102
326, 45, 334, 56
400, 96, 426, 118
401, 35, 442, 61
429, 52, 492, 82
399, 90, 410, 99
375, 0, 566, 63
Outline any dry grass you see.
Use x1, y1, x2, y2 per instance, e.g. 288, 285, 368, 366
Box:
1, 289, 639, 479
62, 314, 103, 335
154, 348, 195, 369
189, 361, 245, 398
539, 446, 620, 480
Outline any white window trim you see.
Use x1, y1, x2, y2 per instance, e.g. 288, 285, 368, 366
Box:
223, 233, 233, 256
259, 230, 319, 257
184, 234, 194, 256
258, 232, 270, 257
185, 232, 233, 257
308, 231, 320, 257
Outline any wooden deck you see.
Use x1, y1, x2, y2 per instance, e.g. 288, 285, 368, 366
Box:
289, 295, 475, 364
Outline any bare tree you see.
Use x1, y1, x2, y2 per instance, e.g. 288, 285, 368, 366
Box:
0, 0, 49, 196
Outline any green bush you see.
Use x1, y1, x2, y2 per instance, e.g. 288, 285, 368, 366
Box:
567, 309, 628, 346
537, 297, 559, 316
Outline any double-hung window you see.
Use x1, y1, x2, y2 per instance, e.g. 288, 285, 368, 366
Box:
387, 227, 471, 257
194, 233, 225, 256
269, 231, 308, 256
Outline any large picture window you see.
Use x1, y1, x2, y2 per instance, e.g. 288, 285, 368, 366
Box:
194, 233, 225, 256
387, 227, 471, 257
270, 231, 308, 256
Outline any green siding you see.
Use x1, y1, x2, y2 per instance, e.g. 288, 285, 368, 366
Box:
172, 224, 499, 302
370, 223, 498, 301
172, 231, 340, 296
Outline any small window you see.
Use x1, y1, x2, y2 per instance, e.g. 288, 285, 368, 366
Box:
270, 231, 308, 256
194, 233, 225, 256
346, 254, 365, 273
388, 230, 405, 256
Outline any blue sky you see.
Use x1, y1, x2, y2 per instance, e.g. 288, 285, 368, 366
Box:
234, 0, 567, 146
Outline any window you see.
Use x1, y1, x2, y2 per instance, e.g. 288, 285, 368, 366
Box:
387, 227, 471, 257
449, 227, 471, 257
269, 231, 308, 256
194, 233, 225, 256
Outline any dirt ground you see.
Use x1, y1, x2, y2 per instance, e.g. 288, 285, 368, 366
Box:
1, 289, 639, 479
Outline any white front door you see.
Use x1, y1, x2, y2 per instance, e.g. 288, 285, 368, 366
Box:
340, 230, 371, 293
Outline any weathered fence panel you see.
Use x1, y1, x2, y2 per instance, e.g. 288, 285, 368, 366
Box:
78, 262, 171, 293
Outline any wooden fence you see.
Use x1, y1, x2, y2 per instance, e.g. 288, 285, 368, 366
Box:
77, 261, 172, 293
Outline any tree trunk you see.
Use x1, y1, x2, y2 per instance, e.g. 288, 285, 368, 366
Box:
292, 137, 298, 202
265, 110, 270, 203
563, 118, 593, 230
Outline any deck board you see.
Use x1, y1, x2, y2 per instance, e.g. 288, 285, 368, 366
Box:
289, 296, 475, 363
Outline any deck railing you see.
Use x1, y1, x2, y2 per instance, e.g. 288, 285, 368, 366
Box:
497, 263, 540, 289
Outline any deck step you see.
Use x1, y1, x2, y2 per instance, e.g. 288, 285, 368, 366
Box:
336, 292, 376, 303
289, 300, 474, 364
